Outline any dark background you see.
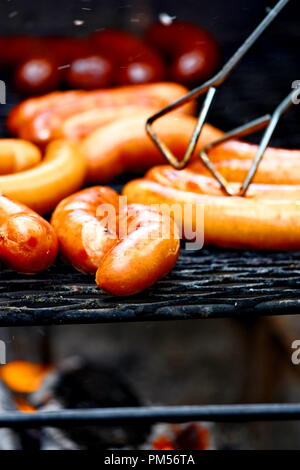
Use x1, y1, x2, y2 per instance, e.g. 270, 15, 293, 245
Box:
0, 0, 299, 145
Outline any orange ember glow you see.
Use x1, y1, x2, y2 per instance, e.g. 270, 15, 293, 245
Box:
15, 396, 36, 413
152, 436, 175, 450
0, 360, 51, 393
152, 423, 210, 451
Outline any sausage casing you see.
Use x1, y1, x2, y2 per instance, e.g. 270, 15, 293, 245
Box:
51, 187, 180, 295
0, 195, 58, 273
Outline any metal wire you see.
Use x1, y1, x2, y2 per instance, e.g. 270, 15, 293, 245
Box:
1, 404, 300, 428
199, 89, 296, 196
146, 0, 290, 178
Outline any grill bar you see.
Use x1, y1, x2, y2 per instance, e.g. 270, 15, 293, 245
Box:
1, 404, 300, 428
1, 300, 299, 327
1, 248, 300, 326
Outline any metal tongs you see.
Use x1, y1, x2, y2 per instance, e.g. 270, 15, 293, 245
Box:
146, 0, 294, 196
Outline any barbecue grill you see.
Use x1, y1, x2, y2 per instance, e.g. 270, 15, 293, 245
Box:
0, 0, 300, 450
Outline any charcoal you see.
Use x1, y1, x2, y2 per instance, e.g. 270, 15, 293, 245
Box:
29, 357, 150, 449
0, 380, 21, 450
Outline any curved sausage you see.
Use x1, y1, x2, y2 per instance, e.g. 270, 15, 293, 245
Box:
81, 113, 222, 182
0, 139, 41, 175
58, 105, 164, 142
51, 186, 120, 273
0, 195, 58, 273
51, 186, 180, 295
0, 140, 86, 214
206, 139, 300, 162
146, 166, 300, 197
8, 83, 194, 144
7, 90, 84, 136
122, 173, 300, 251
191, 156, 300, 186
96, 203, 179, 296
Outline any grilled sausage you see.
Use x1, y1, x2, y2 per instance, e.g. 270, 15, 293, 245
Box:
14, 55, 61, 96
0, 139, 41, 175
0, 195, 58, 273
0, 140, 86, 214
122, 167, 300, 250
81, 113, 222, 182
146, 21, 220, 86
146, 166, 300, 196
7, 83, 194, 144
190, 139, 300, 185
51, 186, 180, 295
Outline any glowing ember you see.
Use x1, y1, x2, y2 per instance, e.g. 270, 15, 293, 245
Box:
15, 396, 36, 413
152, 436, 175, 450
152, 423, 210, 451
0, 361, 51, 393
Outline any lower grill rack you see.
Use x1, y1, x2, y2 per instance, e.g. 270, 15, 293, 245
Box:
1, 404, 300, 428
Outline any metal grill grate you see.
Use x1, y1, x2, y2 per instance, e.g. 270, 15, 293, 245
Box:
0, 248, 300, 326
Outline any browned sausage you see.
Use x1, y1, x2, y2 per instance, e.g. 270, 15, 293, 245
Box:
0, 195, 58, 273
51, 186, 180, 295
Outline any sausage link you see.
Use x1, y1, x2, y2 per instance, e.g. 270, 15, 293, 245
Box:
96, 203, 180, 296
122, 175, 300, 251
51, 186, 120, 273
146, 166, 300, 197
0, 195, 58, 273
0, 139, 41, 175
207, 140, 300, 162
51, 186, 180, 295
81, 113, 222, 182
0, 140, 86, 214
8, 83, 194, 144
